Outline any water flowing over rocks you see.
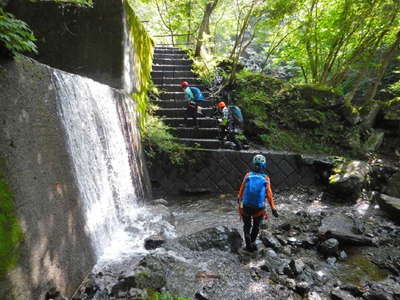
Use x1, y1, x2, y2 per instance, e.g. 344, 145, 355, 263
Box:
73, 184, 400, 300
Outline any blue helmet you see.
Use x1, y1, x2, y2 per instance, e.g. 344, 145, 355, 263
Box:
252, 154, 267, 169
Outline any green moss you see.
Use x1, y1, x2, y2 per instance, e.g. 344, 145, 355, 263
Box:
124, 0, 154, 134
337, 254, 389, 288
142, 291, 190, 300
0, 160, 24, 279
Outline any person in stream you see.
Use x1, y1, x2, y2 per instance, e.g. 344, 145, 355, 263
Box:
215, 101, 242, 150
237, 154, 279, 252
180, 81, 205, 129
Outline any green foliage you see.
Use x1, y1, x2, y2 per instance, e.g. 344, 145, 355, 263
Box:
142, 291, 190, 300
233, 69, 358, 155
125, 0, 154, 134
0, 8, 37, 55
0, 160, 24, 279
142, 115, 189, 166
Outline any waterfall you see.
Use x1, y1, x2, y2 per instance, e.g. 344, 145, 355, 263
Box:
52, 70, 150, 260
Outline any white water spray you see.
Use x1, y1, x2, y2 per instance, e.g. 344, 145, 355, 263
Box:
52, 71, 153, 260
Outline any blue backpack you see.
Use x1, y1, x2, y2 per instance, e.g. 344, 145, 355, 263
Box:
190, 86, 205, 102
243, 172, 268, 208
228, 105, 244, 126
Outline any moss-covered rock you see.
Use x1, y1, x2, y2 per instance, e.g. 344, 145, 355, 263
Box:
232, 70, 361, 155
297, 84, 344, 108
0, 160, 23, 280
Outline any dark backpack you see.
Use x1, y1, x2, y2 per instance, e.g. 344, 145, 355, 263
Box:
190, 86, 205, 102
228, 105, 244, 127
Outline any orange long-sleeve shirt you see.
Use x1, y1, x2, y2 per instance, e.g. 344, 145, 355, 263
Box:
237, 172, 276, 210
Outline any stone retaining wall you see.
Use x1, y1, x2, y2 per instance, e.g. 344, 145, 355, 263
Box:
149, 149, 323, 197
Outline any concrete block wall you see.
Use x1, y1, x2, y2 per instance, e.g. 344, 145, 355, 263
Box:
6, 0, 125, 90
149, 149, 321, 197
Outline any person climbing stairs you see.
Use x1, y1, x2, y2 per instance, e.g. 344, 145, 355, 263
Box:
151, 46, 221, 149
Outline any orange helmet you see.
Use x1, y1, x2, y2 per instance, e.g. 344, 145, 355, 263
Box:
217, 101, 226, 108
180, 81, 189, 88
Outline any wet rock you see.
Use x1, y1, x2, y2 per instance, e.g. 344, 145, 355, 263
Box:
383, 171, 400, 198
45, 288, 67, 300
282, 245, 292, 256
338, 251, 347, 261
144, 234, 165, 250
340, 284, 364, 297
370, 164, 397, 192
319, 214, 375, 246
260, 248, 278, 258
149, 198, 169, 206
128, 288, 147, 299
327, 160, 371, 200
289, 259, 305, 276
176, 226, 242, 252
195, 290, 209, 300
319, 238, 339, 257
295, 281, 310, 295
259, 232, 282, 251
279, 222, 292, 231
330, 288, 357, 300
300, 234, 319, 248
148, 204, 175, 225
363, 277, 400, 300
377, 193, 400, 222
326, 257, 337, 265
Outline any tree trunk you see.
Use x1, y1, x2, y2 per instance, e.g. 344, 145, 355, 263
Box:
194, 0, 219, 57
362, 30, 400, 128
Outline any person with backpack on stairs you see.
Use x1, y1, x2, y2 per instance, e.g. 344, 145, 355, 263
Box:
237, 154, 279, 252
215, 101, 243, 150
180, 81, 205, 129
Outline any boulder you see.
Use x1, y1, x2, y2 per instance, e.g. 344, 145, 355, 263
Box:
295, 281, 311, 295
176, 226, 242, 253
319, 238, 339, 257
327, 160, 371, 200
362, 277, 400, 300
377, 193, 400, 221
330, 288, 357, 300
259, 232, 282, 251
383, 171, 400, 198
370, 164, 397, 192
144, 234, 165, 250
318, 214, 375, 246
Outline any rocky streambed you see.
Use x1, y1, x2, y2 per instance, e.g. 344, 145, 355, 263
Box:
70, 181, 400, 300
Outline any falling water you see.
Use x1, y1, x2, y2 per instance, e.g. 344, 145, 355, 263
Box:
52, 70, 152, 260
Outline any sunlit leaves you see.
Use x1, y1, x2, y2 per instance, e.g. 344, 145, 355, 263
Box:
0, 8, 37, 55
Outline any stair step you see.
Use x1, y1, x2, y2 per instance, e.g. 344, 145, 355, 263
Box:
170, 127, 219, 139
154, 47, 185, 55
156, 107, 213, 118
153, 53, 188, 60
153, 100, 213, 108
153, 77, 201, 85
176, 138, 221, 149
151, 70, 196, 79
159, 91, 210, 100
153, 58, 192, 65
163, 117, 218, 127
152, 65, 192, 72
156, 84, 206, 93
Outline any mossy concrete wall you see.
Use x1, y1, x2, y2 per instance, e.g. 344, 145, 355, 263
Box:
149, 150, 321, 197
0, 57, 96, 299
6, 0, 126, 90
